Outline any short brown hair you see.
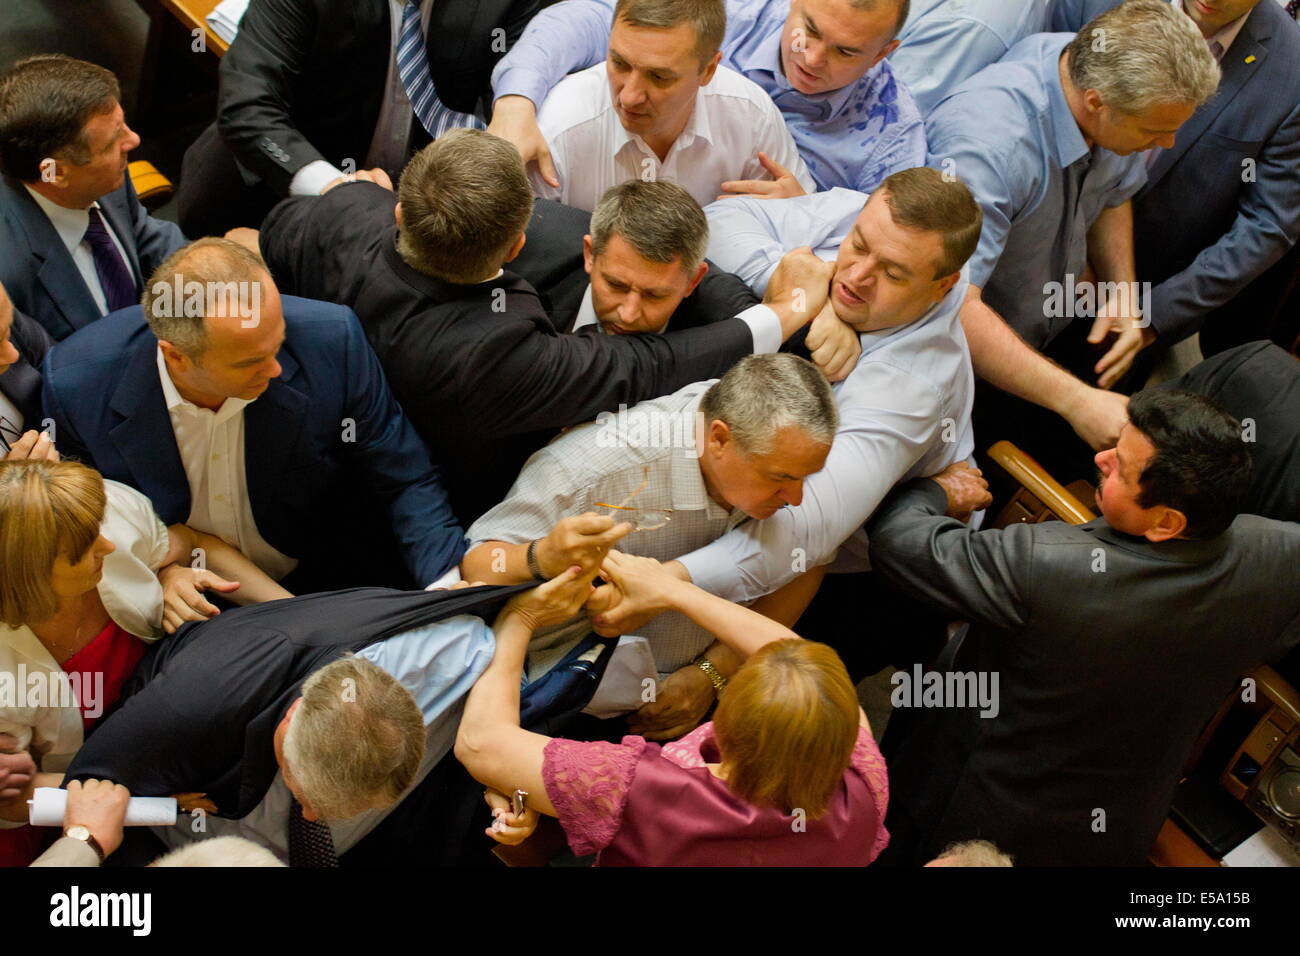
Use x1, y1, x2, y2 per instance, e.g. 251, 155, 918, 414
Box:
848, 0, 911, 41
712, 640, 860, 819
878, 166, 982, 279
0, 55, 120, 181
613, 0, 727, 64
396, 128, 534, 284
590, 180, 708, 272
0, 460, 106, 625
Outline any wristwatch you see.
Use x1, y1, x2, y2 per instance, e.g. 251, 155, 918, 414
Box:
695, 656, 728, 696
63, 824, 106, 864
525, 539, 547, 582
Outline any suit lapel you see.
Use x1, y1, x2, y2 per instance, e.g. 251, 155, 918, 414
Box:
108, 341, 190, 523
98, 189, 145, 289
243, 348, 308, 529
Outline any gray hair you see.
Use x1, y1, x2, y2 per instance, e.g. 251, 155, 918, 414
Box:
932, 839, 1015, 867
141, 237, 269, 357
282, 655, 426, 821
151, 836, 286, 867
1067, 0, 1220, 115
700, 354, 839, 457
590, 180, 708, 272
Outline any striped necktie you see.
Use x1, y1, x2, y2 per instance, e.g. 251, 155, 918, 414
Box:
1288, 0, 1299, 20
397, 0, 484, 141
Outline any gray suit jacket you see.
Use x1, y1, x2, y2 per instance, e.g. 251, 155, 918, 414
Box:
29, 836, 99, 868
868, 479, 1300, 866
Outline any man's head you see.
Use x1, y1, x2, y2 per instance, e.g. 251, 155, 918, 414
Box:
1065, 0, 1220, 155
779, 0, 908, 96
584, 180, 709, 335
275, 656, 427, 823
698, 353, 838, 519
396, 128, 534, 283
0, 55, 140, 207
1094, 389, 1251, 542
606, 0, 726, 147
0, 282, 19, 376
142, 238, 285, 410
1180, 0, 1263, 38
831, 166, 981, 331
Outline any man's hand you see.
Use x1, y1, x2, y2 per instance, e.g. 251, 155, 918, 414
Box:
223, 227, 261, 256
483, 788, 539, 846
505, 564, 596, 632
0, 734, 35, 801
63, 779, 131, 858
158, 565, 241, 635
1064, 386, 1129, 451
928, 462, 992, 521
718, 151, 807, 201
4, 429, 58, 462
321, 167, 393, 194
628, 663, 715, 741
763, 247, 833, 336
586, 550, 683, 638
488, 95, 558, 188
534, 513, 631, 580
1089, 301, 1156, 390
805, 301, 860, 382
172, 792, 218, 815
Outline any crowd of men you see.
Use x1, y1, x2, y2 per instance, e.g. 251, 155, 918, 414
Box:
1, 0, 1299, 868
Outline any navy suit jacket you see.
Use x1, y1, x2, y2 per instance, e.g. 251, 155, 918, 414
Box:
0, 307, 52, 427
41, 296, 464, 585
1134, 0, 1300, 342
1047, 0, 1122, 32
0, 174, 186, 341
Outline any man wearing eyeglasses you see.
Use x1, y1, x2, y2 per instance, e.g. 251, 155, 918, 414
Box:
0, 280, 57, 462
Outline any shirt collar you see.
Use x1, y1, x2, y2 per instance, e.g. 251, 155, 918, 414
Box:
23, 184, 94, 258
1175, 0, 1250, 59
156, 345, 251, 421
744, 23, 860, 117
574, 285, 602, 332
610, 82, 713, 161
1044, 37, 1091, 167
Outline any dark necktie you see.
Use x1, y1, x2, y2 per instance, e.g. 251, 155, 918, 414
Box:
1288, 0, 1299, 20
397, 0, 483, 141
287, 798, 339, 867
82, 207, 137, 312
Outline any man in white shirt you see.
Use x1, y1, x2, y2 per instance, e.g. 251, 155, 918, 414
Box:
533, 0, 815, 211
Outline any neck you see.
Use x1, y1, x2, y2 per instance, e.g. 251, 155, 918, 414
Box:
25, 180, 91, 211
1058, 52, 1096, 150
164, 359, 225, 412
641, 104, 696, 163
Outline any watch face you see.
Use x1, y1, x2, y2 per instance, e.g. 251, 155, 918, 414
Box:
66, 824, 91, 841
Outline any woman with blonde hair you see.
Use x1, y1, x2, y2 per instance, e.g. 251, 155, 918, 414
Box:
455, 551, 889, 866
0, 459, 290, 864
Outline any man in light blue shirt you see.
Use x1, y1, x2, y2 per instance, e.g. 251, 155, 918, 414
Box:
488, 0, 926, 196
923, 0, 1219, 461
889, 0, 1053, 115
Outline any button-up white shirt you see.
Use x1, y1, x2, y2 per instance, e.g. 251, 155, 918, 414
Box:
533, 62, 815, 212
24, 185, 132, 317
156, 347, 297, 580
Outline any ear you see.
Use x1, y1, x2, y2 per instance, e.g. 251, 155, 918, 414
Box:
934, 270, 960, 301
156, 338, 192, 371
394, 202, 403, 228
1143, 506, 1187, 543
583, 234, 595, 276
871, 39, 900, 68
504, 232, 527, 264
699, 50, 723, 86
683, 261, 709, 297
1082, 88, 1106, 117
706, 417, 731, 455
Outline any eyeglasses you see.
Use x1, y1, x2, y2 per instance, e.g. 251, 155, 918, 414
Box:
0, 417, 21, 456
594, 466, 673, 532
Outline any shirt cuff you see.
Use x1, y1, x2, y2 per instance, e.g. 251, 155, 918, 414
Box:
491, 70, 548, 111
737, 304, 781, 354
425, 567, 464, 591
290, 160, 347, 197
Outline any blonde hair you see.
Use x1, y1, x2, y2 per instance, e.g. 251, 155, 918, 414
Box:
281, 655, 426, 821
712, 640, 860, 819
0, 460, 106, 625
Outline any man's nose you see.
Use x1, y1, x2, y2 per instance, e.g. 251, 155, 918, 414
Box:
620, 76, 647, 106
267, 356, 283, 379
618, 292, 642, 323
780, 481, 804, 508
803, 39, 826, 70
123, 124, 141, 153
0, 340, 19, 368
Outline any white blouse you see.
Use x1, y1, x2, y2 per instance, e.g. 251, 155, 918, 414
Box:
0, 480, 168, 783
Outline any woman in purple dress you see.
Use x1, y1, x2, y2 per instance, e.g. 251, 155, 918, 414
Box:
456, 551, 890, 866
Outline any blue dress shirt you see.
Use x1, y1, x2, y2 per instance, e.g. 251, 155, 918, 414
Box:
491, 0, 928, 193
923, 32, 1147, 350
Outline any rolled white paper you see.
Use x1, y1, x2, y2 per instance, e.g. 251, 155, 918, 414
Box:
28, 787, 178, 827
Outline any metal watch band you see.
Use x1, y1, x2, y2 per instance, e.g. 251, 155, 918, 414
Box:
525, 539, 547, 582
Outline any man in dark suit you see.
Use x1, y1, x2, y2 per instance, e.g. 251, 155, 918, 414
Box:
176, 0, 540, 236
0, 56, 187, 342
868, 388, 1300, 866
0, 280, 56, 458
259, 129, 832, 524
42, 238, 464, 593
65, 582, 533, 865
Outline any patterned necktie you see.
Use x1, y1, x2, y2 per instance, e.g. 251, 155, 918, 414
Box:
397, 0, 484, 141
1288, 0, 1299, 20
287, 798, 339, 867
82, 207, 137, 312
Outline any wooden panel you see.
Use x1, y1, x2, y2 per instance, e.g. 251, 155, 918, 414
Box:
159, 0, 229, 56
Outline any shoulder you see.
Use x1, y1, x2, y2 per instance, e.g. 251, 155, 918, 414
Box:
538, 64, 612, 134
45, 308, 151, 377
281, 296, 364, 348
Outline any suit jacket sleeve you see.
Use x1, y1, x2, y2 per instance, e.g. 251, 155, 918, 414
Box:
867, 478, 1032, 633
29, 836, 102, 868
217, 0, 329, 196
11, 307, 52, 368
337, 309, 467, 583
39, 351, 96, 469
123, 174, 187, 280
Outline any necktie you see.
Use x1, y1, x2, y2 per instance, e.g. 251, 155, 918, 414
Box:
1288, 0, 1299, 20
82, 208, 137, 313
397, 0, 484, 141
287, 798, 339, 867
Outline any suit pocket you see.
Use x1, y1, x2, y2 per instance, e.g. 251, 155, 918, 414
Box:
1202, 131, 1264, 153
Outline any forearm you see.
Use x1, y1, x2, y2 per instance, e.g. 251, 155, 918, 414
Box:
455, 613, 532, 774
662, 579, 801, 661
189, 531, 293, 605
461, 540, 535, 585
1087, 201, 1137, 284
490, 0, 613, 106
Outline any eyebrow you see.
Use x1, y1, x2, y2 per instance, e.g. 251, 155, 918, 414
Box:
852, 227, 913, 276
232, 335, 286, 366
609, 47, 679, 79
602, 272, 674, 297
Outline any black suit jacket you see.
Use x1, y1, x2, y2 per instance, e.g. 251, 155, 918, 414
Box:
217, 0, 538, 196
67, 584, 530, 818
0, 307, 51, 427
260, 182, 757, 523
868, 480, 1300, 866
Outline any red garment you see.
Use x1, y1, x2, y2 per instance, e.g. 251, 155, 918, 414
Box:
63, 620, 146, 731
543, 722, 890, 866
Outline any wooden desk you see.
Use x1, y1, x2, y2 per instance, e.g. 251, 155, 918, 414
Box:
136, 0, 229, 60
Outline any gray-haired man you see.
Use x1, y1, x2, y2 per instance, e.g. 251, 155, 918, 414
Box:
462, 352, 838, 740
